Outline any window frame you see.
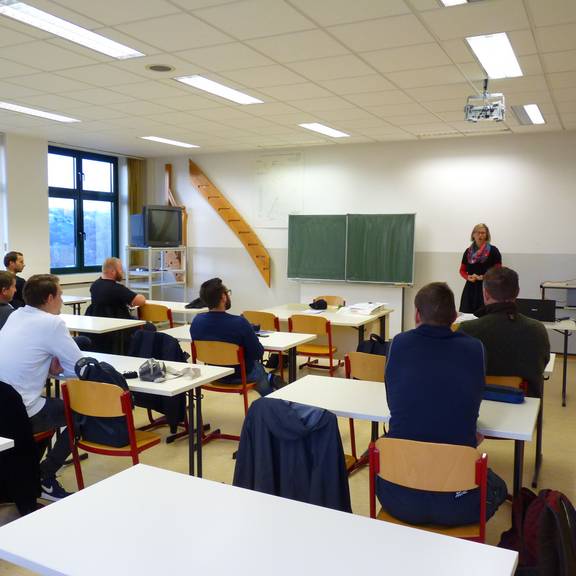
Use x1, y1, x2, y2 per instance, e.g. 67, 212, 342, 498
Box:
48, 145, 119, 274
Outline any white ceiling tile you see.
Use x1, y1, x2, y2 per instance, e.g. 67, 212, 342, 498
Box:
108, 101, 174, 115
0, 42, 98, 72
363, 43, 452, 74
404, 123, 459, 136
115, 14, 231, 52
246, 30, 348, 63
435, 110, 466, 122
386, 65, 467, 89
0, 57, 41, 78
458, 61, 487, 82
329, 15, 434, 52
552, 87, 576, 101
171, 0, 244, 8
406, 83, 476, 102
288, 0, 410, 26
526, 0, 576, 27
419, 0, 530, 40
548, 71, 576, 89
192, 107, 254, 121
58, 65, 148, 87
535, 23, 576, 53
260, 83, 332, 100
176, 43, 273, 70
196, 0, 315, 40
221, 65, 305, 88
505, 91, 553, 105
315, 108, 379, 122
516, 54, 543, 76
424, 98, 468, 112
541, 50, 576, 73
291, 96, 358, 112
65, 88, 137, 105
385, 113, 444, 126
0, 80, 40, 98
410, 0, 442, 11
441, 39, 475, 64
319, 75, 395, 95
50, 0, 180, 25
109, 81, 189, 99
62, 106, 128, 120
0, 25, 36, 47
368, 103, 430, 117
7, 73, 93, 93
288, 55, 373, 81
264, 112, 318, 125
555, 101, 576, 114
17, 94, 89, 111
490, 75, 548, 94
507, 30, 538, 55
110, 54, 205, 79
345, 90, 414, 106
11, 0, 100, 28
243, 102, 300, 116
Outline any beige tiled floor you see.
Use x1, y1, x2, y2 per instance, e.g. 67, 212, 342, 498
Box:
2, 358, 576, 575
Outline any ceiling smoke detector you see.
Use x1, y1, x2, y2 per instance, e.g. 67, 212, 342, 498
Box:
146, 64, 174, 73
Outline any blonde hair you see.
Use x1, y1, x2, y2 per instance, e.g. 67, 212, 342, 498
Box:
470, 223, 491, 243
102, 257, 121, 274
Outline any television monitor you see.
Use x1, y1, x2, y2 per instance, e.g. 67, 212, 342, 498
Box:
130, 205, 183, 247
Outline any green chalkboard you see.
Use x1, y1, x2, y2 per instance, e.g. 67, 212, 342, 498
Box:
287, 215, 347, 280
346, 214, 415, 284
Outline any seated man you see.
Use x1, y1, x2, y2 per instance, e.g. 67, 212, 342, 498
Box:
0, 274, 84, 501
459, 266, 550, 398
190, 278, 276, 396
0, 271, 16, 330
379, 282, 507, 526
3, 251, 25, 309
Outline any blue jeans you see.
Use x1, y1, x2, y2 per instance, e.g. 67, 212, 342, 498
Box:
227, 362, 273, 397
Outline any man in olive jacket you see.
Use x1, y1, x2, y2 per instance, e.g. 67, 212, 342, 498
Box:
459, 266, 550, 398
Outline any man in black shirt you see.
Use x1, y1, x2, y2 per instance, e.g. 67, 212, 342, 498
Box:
3, 251, 25, 309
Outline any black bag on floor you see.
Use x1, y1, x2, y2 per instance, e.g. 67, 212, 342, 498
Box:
357, 333, 388, 356
74, 357, 131, 447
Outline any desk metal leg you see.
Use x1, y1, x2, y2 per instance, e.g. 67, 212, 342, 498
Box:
371, 421, 379, 442
562, 330, 568, 407
188, 389, 195, 476
513, 440, 525, 499
532, 401, 543, 488
196, 387, 203, 478
379, 315, 387, 340
288, 348, 297, 383
358, 325, 365, 346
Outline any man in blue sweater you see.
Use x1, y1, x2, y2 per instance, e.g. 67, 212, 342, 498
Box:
378, 282, 507, 525
190, 278, 275, 396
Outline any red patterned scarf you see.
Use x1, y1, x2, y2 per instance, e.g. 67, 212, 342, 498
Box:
466, 242, 491, 264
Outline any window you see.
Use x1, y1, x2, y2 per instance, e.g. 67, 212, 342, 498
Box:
48, 146, 118, 273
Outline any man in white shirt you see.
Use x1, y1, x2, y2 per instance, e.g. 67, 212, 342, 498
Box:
0, 274, 83, 501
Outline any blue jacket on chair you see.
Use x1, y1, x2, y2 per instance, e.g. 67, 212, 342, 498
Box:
233, 397, 351, 513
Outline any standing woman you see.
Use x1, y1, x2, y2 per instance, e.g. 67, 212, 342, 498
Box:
459, 223, 502, 313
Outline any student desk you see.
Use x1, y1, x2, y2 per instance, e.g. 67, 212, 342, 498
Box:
145, 300, 208, 320
161, 325, 316, 383
61, 295, 91, 315
0, 464, 518, 576
60, 314, 145, 334
259, 303, 393, 345
80, 352, 233, 477
542, 319, 576, 406
269, 375, 540, 499
0, 436, 14, 452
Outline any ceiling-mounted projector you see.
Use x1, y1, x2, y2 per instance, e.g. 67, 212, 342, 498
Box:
464, 79, 505, 122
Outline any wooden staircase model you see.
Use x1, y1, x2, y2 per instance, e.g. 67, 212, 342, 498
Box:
188, 160, 271, 286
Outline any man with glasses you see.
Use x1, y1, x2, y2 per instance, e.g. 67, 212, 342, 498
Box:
190, 278, 277, 396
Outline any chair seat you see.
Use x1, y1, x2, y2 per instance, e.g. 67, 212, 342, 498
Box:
78, 430, 161, 453
204, 381, 257, 393
297, 344, 337, 356
376, 508, 481, 539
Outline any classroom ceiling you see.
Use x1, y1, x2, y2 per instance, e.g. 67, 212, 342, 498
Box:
0, 0, 574, 157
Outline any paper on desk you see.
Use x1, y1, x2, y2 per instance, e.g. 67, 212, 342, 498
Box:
347, 302, 387, 315
302, 309, 324, 315
453, 313, 477, 324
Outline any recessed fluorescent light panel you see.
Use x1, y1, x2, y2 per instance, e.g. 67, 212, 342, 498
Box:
298, 123, 350, 138
0, 101, 79, 123
440, 0, 467, 6
0, 1, 144, 59
512, 104, 545, 125
141, 136, 199, 149
175, 75, 263, 105
466, 33, 522, 79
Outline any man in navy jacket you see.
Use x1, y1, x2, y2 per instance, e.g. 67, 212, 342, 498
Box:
379, 282, 507, 525
190, 278, 274, 395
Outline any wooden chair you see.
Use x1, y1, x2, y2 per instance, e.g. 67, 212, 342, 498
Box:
314, 295, 345, 307
344, 352, 386, 472
242, 310, 284, 380
138, 303, 174, 328
191, 341, 256, 445
289, 314, 339, 376
486, 375, 527, 393
62, 380, 161, 490
369, 437, 488, 543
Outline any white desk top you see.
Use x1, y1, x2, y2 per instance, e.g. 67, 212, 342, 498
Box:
543, 319, 576, 331
61, 314, 146, 334
0, 436, 14, 452
260, 303, 392, 328
61, 295, 91, 305
161, 325, 317, 352
545, 353, 555, 377
269, 375, 540, 442
541, 281, 576, 289
146, 300, 208, 315
80, 353, 233, 397
0, 464, 518, 576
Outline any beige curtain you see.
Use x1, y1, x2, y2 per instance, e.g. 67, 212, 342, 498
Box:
127, 158, 146, 215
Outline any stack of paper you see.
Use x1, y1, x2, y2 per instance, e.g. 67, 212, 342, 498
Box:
348, 302, 387, 315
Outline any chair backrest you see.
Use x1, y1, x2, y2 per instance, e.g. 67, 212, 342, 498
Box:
289, 314, 330, 336
486, 375, 525, 389
138, 303, 173, 328
242, 310, 279, 331
62, 379, 128, 418
373, 437, 483, 492
314, 295, 345, 307
345, 351, 386, 382
192, 340, 243, 367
